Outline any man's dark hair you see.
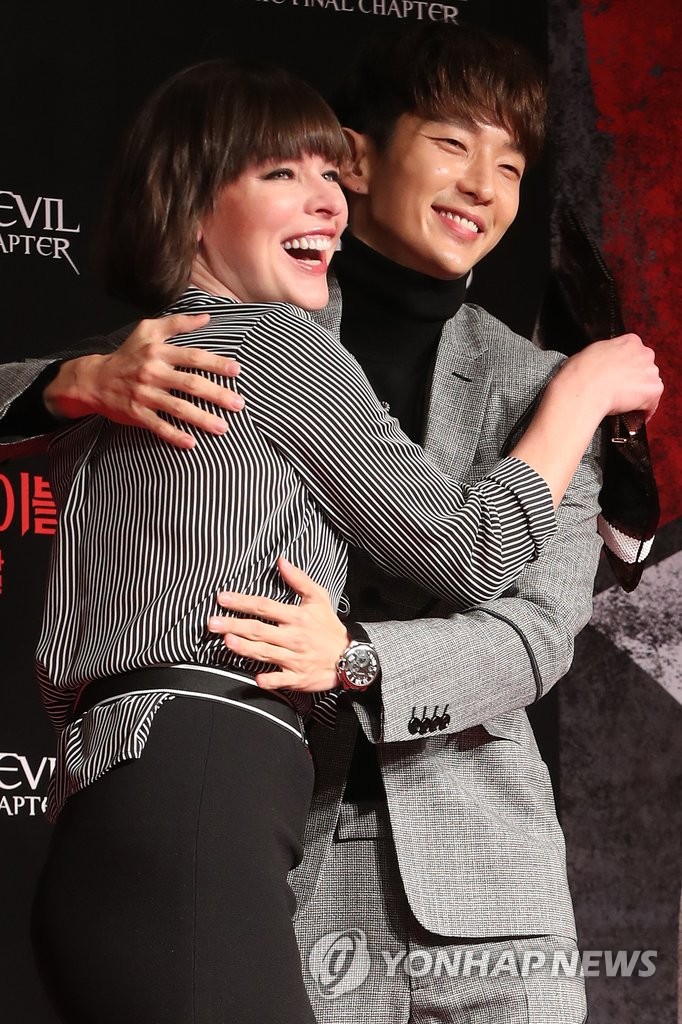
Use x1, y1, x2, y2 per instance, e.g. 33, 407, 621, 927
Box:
333, 22, 547, 166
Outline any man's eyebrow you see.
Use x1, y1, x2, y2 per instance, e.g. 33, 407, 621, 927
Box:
487, 132, 525, 158
423, 118, 471, 131
424, 119, 524, 153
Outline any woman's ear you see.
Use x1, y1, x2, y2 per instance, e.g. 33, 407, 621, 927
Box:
340, 127, 372, 195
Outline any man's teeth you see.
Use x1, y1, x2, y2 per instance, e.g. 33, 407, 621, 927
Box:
283, 236, 332, 251
438, 211, 480, 233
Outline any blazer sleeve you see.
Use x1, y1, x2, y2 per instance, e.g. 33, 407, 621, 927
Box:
0, 327, 134, 458
352, 429, 603, 743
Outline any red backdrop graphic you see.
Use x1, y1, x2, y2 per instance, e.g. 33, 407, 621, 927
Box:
582, 0, 682, 525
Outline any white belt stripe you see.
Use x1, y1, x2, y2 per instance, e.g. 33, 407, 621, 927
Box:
38, 289, 556, 820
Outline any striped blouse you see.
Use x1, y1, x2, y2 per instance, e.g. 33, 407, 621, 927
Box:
38, 288, 556, 820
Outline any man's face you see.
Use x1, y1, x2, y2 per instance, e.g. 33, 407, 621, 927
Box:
345, 114, 525, 279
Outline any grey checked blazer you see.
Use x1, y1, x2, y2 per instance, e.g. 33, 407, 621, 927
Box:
291, 278, 603, 941
0, 279, 602, 940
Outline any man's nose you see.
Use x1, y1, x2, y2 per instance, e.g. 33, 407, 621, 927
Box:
456, 154, 495, 203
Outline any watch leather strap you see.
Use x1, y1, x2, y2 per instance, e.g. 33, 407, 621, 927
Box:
344, 620, 372, 645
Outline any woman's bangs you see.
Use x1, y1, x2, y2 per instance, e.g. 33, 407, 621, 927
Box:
249, 94, 348, 168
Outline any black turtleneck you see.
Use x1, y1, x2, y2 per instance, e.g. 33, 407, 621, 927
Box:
334, 232, 467, 802
334, 232, 467, 443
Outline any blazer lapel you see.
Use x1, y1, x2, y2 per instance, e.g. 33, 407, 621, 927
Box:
314, 285, 494, 482
422, 306, 492, 479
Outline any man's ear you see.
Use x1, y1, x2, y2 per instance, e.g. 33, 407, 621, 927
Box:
340, 128, 373, 195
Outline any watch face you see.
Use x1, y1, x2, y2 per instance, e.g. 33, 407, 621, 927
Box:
340, 642, 380, 690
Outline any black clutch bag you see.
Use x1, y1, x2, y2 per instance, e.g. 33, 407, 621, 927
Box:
536, 205, 659, 592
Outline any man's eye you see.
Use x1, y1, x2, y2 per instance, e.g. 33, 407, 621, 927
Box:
439, 138, 466, 151
500, 163, 523, 179
323, 169, 340, 182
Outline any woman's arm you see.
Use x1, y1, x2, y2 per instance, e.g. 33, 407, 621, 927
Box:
510, 333, 661, 507
237, 304, 661, 610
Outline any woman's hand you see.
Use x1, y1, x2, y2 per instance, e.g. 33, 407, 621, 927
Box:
511, 332, 663, 509
207, 557, 349, 692
556, 333, 663, 423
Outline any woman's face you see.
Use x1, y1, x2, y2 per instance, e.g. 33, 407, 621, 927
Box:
194, 153, 348, 309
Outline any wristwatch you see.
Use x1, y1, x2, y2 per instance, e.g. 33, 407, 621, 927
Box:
335, 621, 381, 693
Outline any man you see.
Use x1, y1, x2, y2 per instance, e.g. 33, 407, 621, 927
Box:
2, 23, 638, 1023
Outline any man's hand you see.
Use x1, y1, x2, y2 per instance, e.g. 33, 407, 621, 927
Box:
207, 557, 349, 692
43, 313, 243, 449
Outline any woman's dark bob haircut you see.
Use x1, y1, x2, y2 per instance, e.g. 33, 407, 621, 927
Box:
99, 59, 349, 312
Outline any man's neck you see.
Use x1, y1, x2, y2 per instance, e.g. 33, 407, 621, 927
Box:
332, 231, 467, 444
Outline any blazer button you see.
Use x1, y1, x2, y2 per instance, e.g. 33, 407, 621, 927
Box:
408, 708, 422, 735
437, 706, 451, 731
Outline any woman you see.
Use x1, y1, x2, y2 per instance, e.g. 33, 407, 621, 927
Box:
29, 58, 660, 1024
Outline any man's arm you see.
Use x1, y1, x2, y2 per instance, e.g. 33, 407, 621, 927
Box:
0, 314, 242, 455
354, 434, 603, 742
210, 432, 602, 737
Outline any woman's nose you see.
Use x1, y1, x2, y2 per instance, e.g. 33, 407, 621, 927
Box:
306, 177, 346, 218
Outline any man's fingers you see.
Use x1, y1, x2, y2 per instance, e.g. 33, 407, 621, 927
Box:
98, 314, 244, 441
117, 388, 230, 440
160, 345, 241, 380
221, 633, 294, 668
123, 313, 241, 382
157, 312, 211, 339
166, 368, 244, 411
158, 392, 235, 432
121, 313, 209, 350
213, 594, 299, 624
134, 408, 197, 450
135, 354, 244, 413
256, 671, 298, 690
255, 670, 336, 693
277, 556, 324, 600
127, 313, 211, 348
209, 616, 277, 641
208, 614, 300, 647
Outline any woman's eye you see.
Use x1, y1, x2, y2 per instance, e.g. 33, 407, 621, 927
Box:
323, 169, 340, 182
263, 168, 293, 180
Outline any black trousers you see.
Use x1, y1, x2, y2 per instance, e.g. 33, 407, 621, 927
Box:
31, 692, 316, 1024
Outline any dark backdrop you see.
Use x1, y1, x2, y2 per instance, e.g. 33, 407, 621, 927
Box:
1, 2, 679, 1021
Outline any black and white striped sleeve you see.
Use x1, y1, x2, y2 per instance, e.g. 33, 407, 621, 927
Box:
239, 304, 556, 610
